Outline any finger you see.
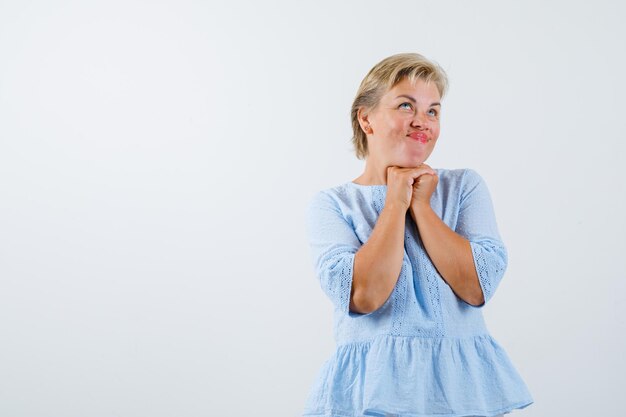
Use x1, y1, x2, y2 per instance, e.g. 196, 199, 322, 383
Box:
418, 163, 435, 174
410, 168, 435, 179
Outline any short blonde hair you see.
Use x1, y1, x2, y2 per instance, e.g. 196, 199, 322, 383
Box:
350, 53, 449, 160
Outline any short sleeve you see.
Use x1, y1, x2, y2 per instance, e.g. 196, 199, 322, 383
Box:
305, 190, 362, 316
455, 169, 508, 308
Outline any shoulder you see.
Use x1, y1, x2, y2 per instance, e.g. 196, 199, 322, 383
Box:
434, 167, 490, 203
306, 189, 335, 213
446, 168, 496, 207
459, 168, 489, 194
435, 167, 479, 189
306, 184, 352, 219
436, 166, 485, 184
435, 167, 482, 181
306, 182, 361, 210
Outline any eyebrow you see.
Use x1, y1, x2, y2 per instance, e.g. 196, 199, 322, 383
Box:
395, 94, 441, 107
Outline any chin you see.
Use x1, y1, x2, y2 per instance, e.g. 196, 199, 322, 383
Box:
400, 156, 426, 168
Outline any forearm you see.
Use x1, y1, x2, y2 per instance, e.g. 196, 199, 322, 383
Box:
350, 203, 406, 314
409, 203, 484, 306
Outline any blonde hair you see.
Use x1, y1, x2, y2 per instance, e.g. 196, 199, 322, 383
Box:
350, 53, 449, 160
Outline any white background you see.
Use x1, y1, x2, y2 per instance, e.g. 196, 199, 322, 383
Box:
1, 1, 624, 416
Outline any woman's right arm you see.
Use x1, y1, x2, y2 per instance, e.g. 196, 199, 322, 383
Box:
350, 202, 407, 314
351, 165, 437, 314
305, 166, 435, 316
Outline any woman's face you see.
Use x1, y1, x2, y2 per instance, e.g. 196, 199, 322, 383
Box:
361, 77, 441, 167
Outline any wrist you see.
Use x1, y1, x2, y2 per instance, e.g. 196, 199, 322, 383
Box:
383, 202, 409, 214
410, 201, 432, 217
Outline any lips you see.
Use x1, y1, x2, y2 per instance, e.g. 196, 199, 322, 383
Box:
408, 132, 430, 143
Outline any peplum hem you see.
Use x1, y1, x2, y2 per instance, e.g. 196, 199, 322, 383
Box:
303, 334, 534, 417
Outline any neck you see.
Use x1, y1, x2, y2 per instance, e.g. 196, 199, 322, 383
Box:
353, 157, 389, 185
353, 156, 430, 185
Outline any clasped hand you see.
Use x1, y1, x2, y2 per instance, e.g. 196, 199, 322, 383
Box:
385, 164, 438, 211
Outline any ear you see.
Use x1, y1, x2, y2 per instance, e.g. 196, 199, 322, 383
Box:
357, 107, 373, 134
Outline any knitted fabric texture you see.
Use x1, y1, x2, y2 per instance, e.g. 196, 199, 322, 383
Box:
303, 168, 533, 417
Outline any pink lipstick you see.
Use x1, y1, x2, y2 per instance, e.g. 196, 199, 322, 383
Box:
408, 132, 430, 144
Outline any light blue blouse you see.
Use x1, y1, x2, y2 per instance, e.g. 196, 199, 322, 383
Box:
303, 168, 534, 417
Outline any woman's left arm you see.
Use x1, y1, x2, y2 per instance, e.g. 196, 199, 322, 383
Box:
410, 204, 483, 306
410, 168, 508, 307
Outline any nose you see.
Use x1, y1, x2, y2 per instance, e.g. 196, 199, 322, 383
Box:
411, 112, 429, 130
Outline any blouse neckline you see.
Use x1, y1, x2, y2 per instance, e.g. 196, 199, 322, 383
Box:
345, 181, 387, 188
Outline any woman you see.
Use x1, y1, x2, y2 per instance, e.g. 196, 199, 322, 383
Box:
303, 53, 534, 417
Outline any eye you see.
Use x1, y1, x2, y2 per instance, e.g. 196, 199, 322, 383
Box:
428, 108, 439, 116
399, 102, 413, 110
